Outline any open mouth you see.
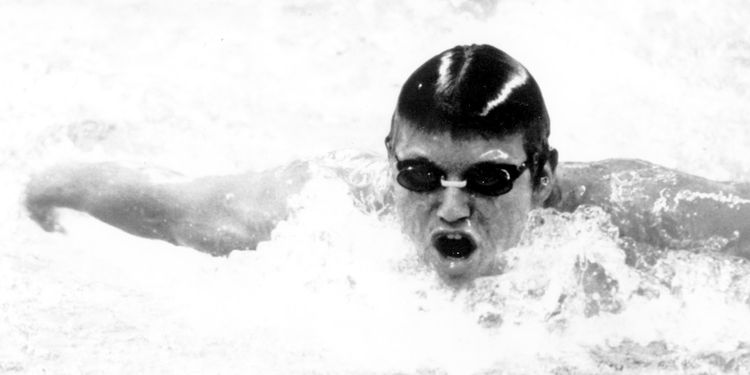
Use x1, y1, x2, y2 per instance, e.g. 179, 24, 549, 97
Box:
432, 232, 477, 259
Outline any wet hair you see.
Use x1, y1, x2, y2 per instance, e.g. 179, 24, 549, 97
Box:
385, 44, 555, 187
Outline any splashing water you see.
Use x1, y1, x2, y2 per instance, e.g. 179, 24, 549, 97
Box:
3, 0, 750, 374
5, 154, 750, 374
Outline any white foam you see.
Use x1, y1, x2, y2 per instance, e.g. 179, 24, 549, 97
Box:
4, 0, 750, 373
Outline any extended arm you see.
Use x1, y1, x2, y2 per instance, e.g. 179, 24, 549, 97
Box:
550, 159, 750, 261
24, 161, 312, 255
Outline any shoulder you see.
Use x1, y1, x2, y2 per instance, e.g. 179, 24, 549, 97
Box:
313, 150, 392, 213
180, 151, 392, 216
551, 159, 680, 211
557, 159, 660, 180
552, 158, 743, 212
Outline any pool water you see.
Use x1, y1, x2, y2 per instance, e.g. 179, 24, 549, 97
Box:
2, 0, 750, 374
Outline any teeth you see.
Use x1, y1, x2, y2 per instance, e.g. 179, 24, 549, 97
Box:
446, 234, 463, 240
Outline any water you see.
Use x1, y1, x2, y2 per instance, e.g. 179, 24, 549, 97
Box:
2, 0, 750, 374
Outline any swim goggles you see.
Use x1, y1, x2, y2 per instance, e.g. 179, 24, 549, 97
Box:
395, 156, 529, 197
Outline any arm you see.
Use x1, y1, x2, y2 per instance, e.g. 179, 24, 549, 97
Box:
549, 159, 750, 261
24, 160, 312, 256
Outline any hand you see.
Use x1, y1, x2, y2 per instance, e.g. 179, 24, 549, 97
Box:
26, 200, 65, 233
24, 166, 79, 233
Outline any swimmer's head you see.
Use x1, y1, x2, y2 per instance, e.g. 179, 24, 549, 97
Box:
386, 44, 555, 187
388, 45, 559, 286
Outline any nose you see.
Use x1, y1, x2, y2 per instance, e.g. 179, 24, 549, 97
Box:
436, 186, 471, 224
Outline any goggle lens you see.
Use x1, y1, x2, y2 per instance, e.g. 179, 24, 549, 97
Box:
464, 163, 514, 196
396, 162, 442, 192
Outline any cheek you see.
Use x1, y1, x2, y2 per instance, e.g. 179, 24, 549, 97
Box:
475, 187, 533, 241
394, 189, 434, 237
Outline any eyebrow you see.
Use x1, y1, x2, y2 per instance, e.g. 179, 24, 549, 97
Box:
478, 149, 512, 161
396, 147, 517, 165
394, 156, 434, 170
395, 155, 522, 171
395, 155, 431, 163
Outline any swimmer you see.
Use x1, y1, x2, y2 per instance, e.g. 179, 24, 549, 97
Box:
24, 44, 750, 285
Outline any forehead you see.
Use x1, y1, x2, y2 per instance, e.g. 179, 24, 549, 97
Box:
392, 122, 526, 166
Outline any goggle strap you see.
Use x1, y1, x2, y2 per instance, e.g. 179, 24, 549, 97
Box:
440, 179, 467, 188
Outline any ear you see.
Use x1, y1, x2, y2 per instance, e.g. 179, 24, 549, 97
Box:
533, 148, 558, 207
